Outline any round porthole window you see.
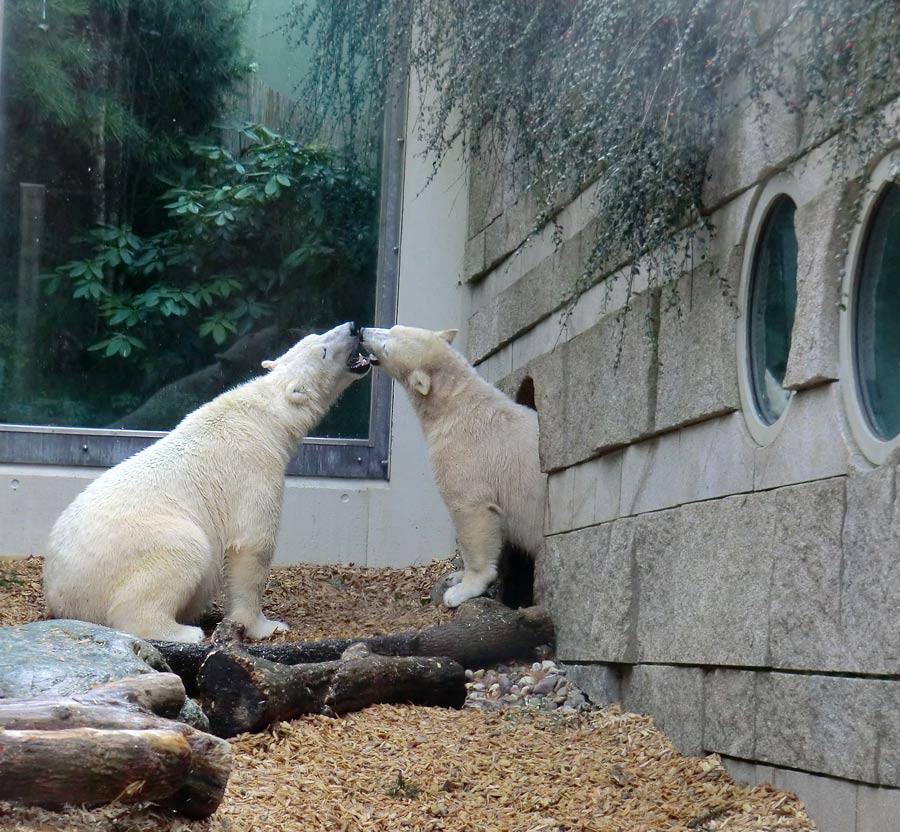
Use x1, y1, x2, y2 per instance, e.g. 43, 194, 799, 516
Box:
738, 182, 800, 446
841, 153, 900, 464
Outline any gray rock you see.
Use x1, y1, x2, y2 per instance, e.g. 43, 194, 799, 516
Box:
543, 523, 627, 662
754, 673, 900, 787
654, 260, 741, 434
532, 675, 558, 695
622, 665, 705, 757
0, 619, 207, 729
532, 289, 659, 471
566, 692, 588, 709
564, 664, 622, 706
707, 669, 900, 787
702, 81, 801, 208
768, 478, 854, 672
841, 458, 900, 675
703, 668, 758, 759
635, 492, 774, 667
782, 184, 852, 390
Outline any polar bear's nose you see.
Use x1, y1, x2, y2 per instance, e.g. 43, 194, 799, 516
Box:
348, 321, 359, 338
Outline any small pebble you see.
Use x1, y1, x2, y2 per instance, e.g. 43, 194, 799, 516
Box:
463, 660, 594, 714
532, 675, 558, 696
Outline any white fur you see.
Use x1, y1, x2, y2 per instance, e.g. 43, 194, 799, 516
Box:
360, 325, 546, 607
43, 322, 367, 642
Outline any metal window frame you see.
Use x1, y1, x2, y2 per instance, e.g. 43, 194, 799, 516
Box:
0, 62, 407, 481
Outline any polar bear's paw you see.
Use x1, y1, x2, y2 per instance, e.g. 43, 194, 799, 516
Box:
162, 624, 206, 643
443, 582, 483, 608
244, 615, 290, 640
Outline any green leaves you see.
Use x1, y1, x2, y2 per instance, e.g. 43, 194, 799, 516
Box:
51, 123, 378, 361
290, 0, 900, 312
199, 313, 239, 346
88, 333, 146, 359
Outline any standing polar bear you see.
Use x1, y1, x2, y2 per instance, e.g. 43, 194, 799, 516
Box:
360, 325, 546, 607
44, 322, 372, 642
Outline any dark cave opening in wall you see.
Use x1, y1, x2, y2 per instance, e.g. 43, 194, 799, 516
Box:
495, 375, 538, 609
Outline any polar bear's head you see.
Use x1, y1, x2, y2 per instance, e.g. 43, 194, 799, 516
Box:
261, 321, 371, 409
359, 325, 459, 397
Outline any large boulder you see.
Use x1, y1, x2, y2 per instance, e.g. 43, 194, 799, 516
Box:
0, 619, 207, 729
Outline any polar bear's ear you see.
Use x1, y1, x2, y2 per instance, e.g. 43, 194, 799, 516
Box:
408, 369, 431, 396
437, 329, 458, 345
261, 358, 277, 371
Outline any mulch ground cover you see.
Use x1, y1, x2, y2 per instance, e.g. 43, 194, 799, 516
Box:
0, 556, 816, 832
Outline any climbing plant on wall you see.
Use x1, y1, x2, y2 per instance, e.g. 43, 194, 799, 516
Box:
285, 0, 900, 302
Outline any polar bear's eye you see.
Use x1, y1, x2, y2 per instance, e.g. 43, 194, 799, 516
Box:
322, 347, 327, 359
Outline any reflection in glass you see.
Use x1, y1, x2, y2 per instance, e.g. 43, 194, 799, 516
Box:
0, 0, 380, 438
855, 183, 900, 441
748, 196, 798, 426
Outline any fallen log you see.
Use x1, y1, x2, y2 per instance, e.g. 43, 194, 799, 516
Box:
0, 727, 192, 808
153, 597, 555, 691
195, 623, 466, 737
0, 673, 231, 818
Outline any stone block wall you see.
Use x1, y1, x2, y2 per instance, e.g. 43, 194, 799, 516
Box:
461, 92, 900, 831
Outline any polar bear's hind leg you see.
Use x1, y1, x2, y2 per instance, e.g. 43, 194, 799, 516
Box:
443, 505, 502, 608
107, 530, 212, 643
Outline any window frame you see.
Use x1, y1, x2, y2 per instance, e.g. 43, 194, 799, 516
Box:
737, 175, 801, 447
840, 150, 900, 466
0, 50, 408, 481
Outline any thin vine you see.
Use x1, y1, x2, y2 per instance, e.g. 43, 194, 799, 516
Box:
284, 0, 900, 306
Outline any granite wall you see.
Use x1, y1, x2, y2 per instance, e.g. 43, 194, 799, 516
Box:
461, 69, 900, 832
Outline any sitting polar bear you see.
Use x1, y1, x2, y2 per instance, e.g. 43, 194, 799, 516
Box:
360, 325, 546, 607
43, 322, 372, 642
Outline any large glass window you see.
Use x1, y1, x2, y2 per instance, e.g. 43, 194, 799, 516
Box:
0, 0, 401, 476
854, 183, 900, 442
747, 196, 798, 426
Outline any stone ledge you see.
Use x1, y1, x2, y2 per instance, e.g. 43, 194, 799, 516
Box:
532, 290, 660, 471
547, 467, 900, 675
707, 670, 900, 787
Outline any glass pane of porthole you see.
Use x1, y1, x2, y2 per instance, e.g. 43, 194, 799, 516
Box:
748, 197, 798, 425
855, 184, 900, 441
0, 0, 380, 438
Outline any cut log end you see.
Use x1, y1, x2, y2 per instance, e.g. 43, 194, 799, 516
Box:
0, 675, 231, 819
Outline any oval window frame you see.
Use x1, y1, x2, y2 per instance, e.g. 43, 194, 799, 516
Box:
840, 151, 900, 465
737, 176, 802, 447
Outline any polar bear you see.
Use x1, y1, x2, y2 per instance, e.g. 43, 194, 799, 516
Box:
43, 322, 372, 642
359, 325, 546, 607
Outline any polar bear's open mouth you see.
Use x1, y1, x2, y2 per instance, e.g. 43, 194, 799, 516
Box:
346, 346, 377, 375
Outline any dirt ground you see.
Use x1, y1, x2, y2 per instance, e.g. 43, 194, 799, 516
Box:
0, 556, 816, 832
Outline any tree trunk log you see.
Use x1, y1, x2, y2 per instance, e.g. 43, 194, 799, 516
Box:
153, 597, 555, 692
195, 624, 466, 737
0, 674, 230, 818
0, 727, 192, 807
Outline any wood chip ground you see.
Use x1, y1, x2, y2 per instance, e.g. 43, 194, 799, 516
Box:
0, 556, 816, 832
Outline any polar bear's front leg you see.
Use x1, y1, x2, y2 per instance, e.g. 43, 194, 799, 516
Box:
225, 543, 289, 639
443, 505, 502, 608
